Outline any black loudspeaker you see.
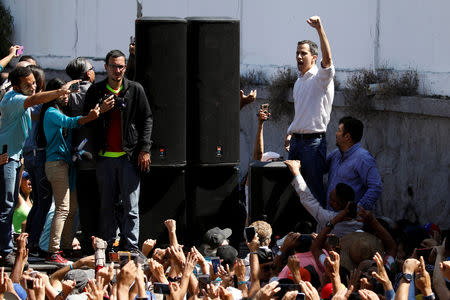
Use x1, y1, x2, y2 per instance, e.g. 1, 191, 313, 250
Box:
135, 17, 187, 166
187, 18, 240, 166
186, 165, 245, 248
139, 167, 187, 245
248, 161, 316, 237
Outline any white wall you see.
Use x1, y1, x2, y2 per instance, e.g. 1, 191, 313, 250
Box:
2, 0, 450, 95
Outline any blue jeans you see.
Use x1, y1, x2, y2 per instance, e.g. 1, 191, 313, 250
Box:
288, 135, 327, 208
24, 150, 53, 248
0, 160, 21, 255
96, 156, 140, 251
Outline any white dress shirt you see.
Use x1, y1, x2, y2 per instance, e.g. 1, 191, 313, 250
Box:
287, 63, 335, 134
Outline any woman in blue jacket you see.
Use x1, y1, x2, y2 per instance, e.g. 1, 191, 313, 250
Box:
39, 78, 100, 265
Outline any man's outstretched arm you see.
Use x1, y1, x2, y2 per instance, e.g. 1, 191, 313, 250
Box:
307, 16, 332, 68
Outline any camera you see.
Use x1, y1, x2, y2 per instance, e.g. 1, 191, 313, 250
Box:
101, 94, 126, 111
70, 82, 79, 92
153, 282, 170, 294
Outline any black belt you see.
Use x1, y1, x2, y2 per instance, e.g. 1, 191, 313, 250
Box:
293, 132, 325, 139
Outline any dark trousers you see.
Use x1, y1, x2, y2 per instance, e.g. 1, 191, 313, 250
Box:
24, 150, 53, 248
288, 135, 327, 208
76, 169, 100, 254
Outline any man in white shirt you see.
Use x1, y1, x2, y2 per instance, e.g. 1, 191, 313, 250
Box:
284, 160, 362, 238
285, 16, 334, 208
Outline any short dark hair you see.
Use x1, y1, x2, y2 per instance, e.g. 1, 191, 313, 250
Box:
45, 77, 65, 91
28, 65, 46, 92
66, 57, 91, 80
298, 40, 319, 56
9, 66, 32, 87
19, 55, 36, 63
335, 183, 355, 207
294, 234, 313, 253
339, 116, 364, 143
105, 49, 126, 64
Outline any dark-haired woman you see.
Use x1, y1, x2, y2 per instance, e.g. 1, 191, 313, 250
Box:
40, 78, 100, 266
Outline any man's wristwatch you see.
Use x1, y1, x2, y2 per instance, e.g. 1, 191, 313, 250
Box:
326, 221, 334, 229
423, 293, 435, 300
402, 273, 413, 283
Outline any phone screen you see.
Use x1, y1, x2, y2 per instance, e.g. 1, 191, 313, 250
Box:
211, 257, 221, 274
296, 292, 305, 300
153, 283, 170, 294
347, 201, 357, 219
245, 227, 256, 242
119, 252, 131, 268
416, 248, 432, 259
70, 82, 79, 91
2, 144, 7, 154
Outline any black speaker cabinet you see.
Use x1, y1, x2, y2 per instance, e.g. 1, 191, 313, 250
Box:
187, 18, 240, 166
186, 165, 245, 247
135, 17, 187, 166
248, 161, 316, 237
139, 167, 187, 245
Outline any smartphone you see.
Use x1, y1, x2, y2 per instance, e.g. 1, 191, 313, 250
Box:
244, 226, 256, 242
153, 282, 170, 294
211, 257, 221, 274
16, 46, 24, 56
347, 201, 357, 219
130, 252, 139, 265
274, 284, 300, 299
2, 144, 7, 154
416, 248, 432, 259
69, 82, 79, 91
198, 274, 211, 291
296, 292, 305, 300
26, 278, 34, 289
261, 103, 270, 114
119, 251, 131, 268
130, 36, 136, 45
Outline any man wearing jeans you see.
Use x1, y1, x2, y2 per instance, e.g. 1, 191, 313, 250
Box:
0, 67, 75, 266
285, 16, 334, 208
84, 50, 152, 251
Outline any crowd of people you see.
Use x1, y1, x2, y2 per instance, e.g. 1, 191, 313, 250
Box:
0, 43, 152, 267
0, 14, 448, 300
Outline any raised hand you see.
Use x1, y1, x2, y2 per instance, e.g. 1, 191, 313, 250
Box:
284, 160, 301, 177
371, 252, 392, 291
306, 16, 322, 30
287, 255, 302, 283
324, 251, 340, 277
255, 281, 280, 300
142, 239, 157, 257
415, 256, 432, 296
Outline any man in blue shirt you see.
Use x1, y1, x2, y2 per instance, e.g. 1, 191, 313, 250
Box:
326, 116, 382, 211
0, 66, 76, 266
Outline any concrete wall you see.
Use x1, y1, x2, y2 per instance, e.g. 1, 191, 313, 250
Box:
240, 92, 450, 229
2, 0, 450, 96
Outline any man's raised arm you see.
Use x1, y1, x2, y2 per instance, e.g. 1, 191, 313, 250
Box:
307, 16, 332, 68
